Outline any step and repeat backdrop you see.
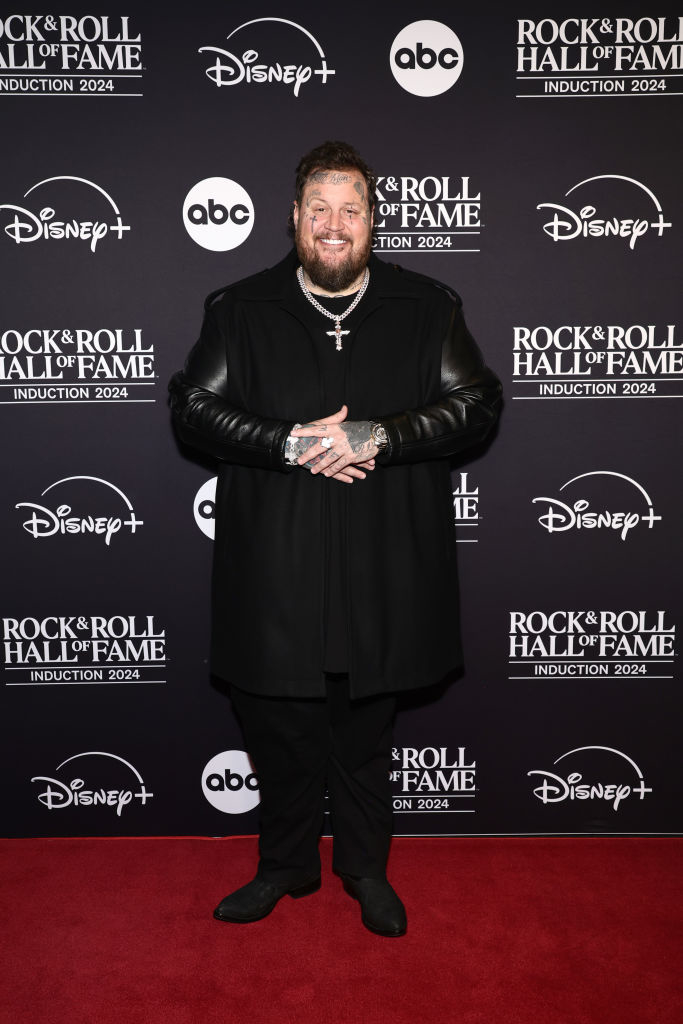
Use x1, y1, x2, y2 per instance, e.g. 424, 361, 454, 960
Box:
2, 2, 681, 838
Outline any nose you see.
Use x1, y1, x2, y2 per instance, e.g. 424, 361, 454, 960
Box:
325, 208, 344, 232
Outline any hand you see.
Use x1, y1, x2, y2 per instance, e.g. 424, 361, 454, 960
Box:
291, 405, 378, 480
286, 416, 374, 484
286, 407, 375, 483
304, 452, 376, 484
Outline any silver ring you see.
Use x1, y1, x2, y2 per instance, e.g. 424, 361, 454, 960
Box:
321, 436, 334, 449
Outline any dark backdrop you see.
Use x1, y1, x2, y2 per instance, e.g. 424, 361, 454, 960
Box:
2, 1, 680, 837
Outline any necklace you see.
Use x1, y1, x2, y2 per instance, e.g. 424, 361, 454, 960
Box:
296, 266, 370, 351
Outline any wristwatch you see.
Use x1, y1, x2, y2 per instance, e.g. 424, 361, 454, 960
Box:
371, 422, 389, 451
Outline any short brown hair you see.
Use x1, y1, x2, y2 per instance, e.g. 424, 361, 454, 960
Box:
289, 140, 376, 231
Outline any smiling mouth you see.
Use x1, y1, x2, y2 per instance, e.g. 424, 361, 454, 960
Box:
317, 237, 349, 246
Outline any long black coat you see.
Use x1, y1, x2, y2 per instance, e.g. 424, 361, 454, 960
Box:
169, 250, 501, 698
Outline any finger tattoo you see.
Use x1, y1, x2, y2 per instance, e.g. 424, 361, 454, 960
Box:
288, 436, 319, 461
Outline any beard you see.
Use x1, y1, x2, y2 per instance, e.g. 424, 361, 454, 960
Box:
295, 230, 372, 293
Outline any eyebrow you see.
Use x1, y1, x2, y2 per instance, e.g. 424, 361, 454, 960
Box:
309, 199, 363, 209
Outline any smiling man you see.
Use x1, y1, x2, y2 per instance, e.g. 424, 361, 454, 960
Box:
294, 166, 373, 295
169, 141, 501, 937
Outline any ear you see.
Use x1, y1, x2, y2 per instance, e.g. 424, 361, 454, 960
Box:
292, 201, 299, 229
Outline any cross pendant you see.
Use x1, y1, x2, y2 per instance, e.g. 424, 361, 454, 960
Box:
327, 322, 350, 351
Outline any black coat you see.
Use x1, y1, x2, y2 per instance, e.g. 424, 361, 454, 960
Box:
169, 250, 501, 699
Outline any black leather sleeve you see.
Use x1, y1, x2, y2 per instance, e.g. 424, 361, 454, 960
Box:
168, 305, 295, 472
375, 297, 502, 466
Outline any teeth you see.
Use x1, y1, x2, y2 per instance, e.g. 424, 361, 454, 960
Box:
320, 238, 346, 245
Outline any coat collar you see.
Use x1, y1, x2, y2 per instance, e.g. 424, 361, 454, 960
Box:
234, 248, 425, 302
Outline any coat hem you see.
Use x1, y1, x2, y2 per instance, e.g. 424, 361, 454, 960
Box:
211, 661, 463, 700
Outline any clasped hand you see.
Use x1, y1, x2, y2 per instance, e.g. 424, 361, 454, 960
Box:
290, 405, 378, 484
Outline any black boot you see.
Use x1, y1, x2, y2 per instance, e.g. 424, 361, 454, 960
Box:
341, 875, 407, 937
213, 874, 321, 923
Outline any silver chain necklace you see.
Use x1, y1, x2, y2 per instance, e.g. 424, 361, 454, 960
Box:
296, 266, 370, 351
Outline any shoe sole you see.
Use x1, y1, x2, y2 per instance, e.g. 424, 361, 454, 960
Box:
213, 876, 321, 924
361, 918, 407, 938
289, 877, 321, 899
341, 878, 407, 937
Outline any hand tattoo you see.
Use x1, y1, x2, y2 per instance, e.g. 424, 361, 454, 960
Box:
286, 420, 376, 472
286, 435, 318, 463
339, 421, 376, 460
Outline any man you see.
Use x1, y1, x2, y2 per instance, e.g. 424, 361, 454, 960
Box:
169, 141, 501, 937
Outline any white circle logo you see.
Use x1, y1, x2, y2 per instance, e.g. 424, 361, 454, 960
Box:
193, 477, 216, 539
183, 177, 254, 251
390, 20, 464, 97
202, 750, 260, 814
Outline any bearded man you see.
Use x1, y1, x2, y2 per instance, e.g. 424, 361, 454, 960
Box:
169, 140, 501, 937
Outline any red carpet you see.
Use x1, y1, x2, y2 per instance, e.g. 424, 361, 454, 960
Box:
1, 836, 681, 1024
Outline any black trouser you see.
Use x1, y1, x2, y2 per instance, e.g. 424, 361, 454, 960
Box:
230, 675, 396, 885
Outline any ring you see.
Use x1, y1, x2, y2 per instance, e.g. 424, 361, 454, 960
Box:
321, 436, 334, 449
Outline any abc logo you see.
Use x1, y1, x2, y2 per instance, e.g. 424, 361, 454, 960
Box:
183, 177, 254, 251
390, 20, 464, 97
193, 477, 216, 540
202, 750, 260, 814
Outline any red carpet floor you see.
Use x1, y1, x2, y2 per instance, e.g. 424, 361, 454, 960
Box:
1, 836, 681, 1024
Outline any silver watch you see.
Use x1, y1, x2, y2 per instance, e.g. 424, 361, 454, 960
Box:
371, 422, 389, 450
